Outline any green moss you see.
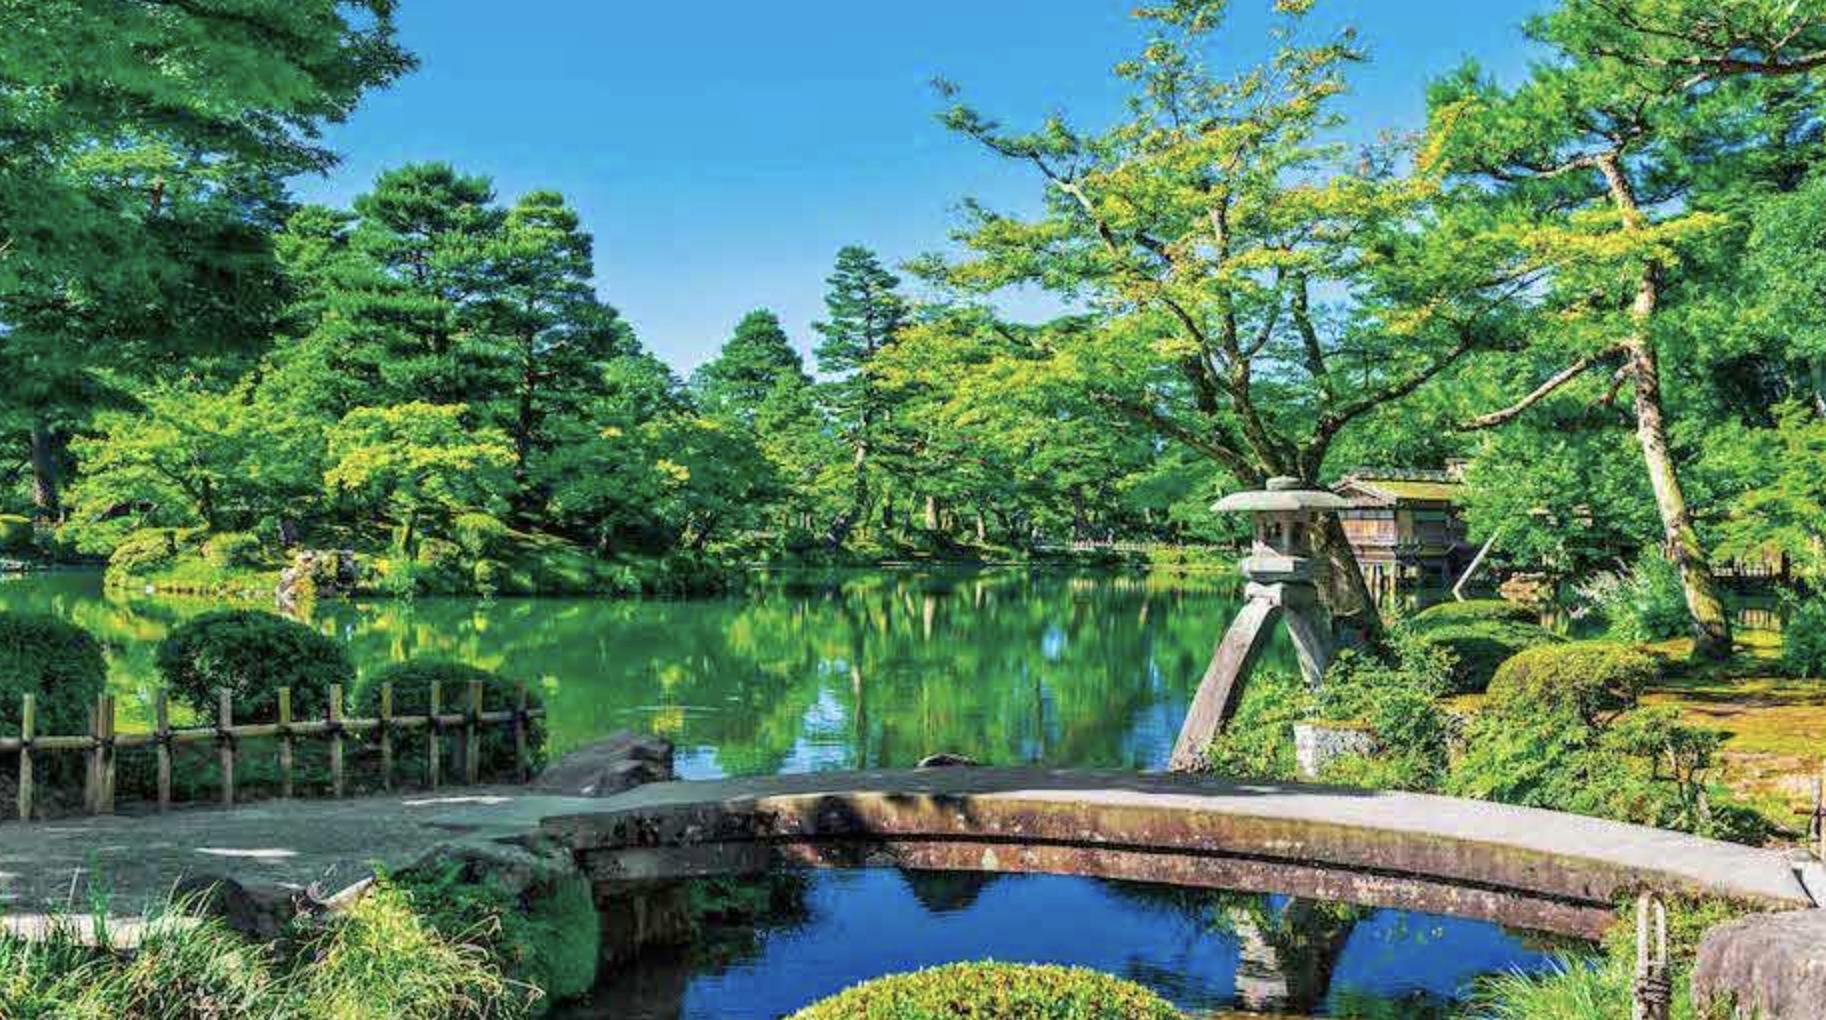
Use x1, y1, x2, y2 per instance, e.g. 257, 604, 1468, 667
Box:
788, 963, 1187, 1020
1412, 598, 1536, 627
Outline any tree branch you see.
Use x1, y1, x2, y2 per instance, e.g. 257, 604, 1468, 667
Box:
1460, 345, 1628, 431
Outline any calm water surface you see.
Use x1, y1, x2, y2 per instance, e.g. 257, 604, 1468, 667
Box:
0, 569, 1560, 1017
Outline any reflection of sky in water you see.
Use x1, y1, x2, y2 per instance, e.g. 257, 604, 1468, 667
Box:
590, 871, 1557, 1020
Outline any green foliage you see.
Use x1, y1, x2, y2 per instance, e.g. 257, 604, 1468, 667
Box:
1452, 641, 1766, 843
0, 515, 32, 552
203, 532, 266, 570
786, 963, 1186, 1020
1202, 669, 1309, 781
1714, 401, 1826, 576
1313, 634, 1456, 791
0, 611, 108, 735
1575, 551, 1693, 643
104, 528, 192, 579
155, 610, 354, 720
1783, 593, 1826, 680
326, 403, 515, 552
1412, 616, 1563, 695
390, 861, 595, 1012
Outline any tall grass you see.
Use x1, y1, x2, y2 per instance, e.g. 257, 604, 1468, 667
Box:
1467, 955, 1705, 1020
0, 881, 533, 1020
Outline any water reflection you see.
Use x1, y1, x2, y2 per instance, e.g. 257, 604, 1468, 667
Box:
0, 570, 1560, 1016
0, 569, 1278, 773
571, 873, 1554, 1019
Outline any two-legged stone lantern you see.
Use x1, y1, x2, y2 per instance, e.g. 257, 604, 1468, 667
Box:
1169, 477, 1350, 771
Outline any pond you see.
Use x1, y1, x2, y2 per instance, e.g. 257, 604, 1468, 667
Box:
0, 569, 1564, 1017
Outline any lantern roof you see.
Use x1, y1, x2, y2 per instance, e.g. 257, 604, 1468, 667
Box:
1213, 476, 1350, 514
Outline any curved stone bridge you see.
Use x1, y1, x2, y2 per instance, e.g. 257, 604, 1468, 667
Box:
544, 768, 1817, 938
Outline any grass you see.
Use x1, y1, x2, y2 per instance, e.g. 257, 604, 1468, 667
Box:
0, 882, 536, 1020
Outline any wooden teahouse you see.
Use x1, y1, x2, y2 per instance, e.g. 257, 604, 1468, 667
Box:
1332, 468, 1474, 591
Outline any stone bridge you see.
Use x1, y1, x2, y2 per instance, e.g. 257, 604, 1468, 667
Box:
542, 767, 1817, 939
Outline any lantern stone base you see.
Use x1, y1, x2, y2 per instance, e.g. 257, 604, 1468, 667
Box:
1293, 722, 1379, 780
1169, 578, 1337, 772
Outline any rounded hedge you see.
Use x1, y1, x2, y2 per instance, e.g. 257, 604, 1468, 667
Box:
1412, 598, 1536, 628
354, 659, 545, 774
1486, 640, 1658, 726
155, 610, 353, 720
787, 963, 1186, 1020
0, 611, 108, 735
0, 514, 33, 552
1417, 619, 1563, 694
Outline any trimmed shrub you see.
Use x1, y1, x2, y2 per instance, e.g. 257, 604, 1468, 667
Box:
1783, 594, 1826, 680
0, 611, 108, 735
202, 531, 265, 569
788, 963, 1186, 1020
155, 610, 353, 720
354, 660, 546, 775
1412, 598, 1535, 628
1416, 619, 1563, 694
1485, 641, 1658, 726
0, 514, 33, 552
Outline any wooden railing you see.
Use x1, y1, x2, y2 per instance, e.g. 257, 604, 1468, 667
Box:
1, 681, 545, 821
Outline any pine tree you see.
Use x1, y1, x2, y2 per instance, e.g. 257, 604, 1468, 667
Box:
813, 246, 909, 547
693, 310, 810, 424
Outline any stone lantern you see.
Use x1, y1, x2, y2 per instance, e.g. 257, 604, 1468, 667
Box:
1169, 477, 1350, 771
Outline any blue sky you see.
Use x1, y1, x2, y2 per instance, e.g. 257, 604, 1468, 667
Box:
295, 1, 1547, 372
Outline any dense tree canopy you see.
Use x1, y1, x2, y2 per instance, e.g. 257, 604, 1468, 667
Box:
2, 0, 1823, 627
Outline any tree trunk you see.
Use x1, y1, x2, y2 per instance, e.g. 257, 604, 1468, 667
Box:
1313, 513, 1385, 648
29, 425, 61, 520
1627, 284, 1732, 659
924, 495, 940, 532
1594, 154, 1732, 659
825, 440, 871, 550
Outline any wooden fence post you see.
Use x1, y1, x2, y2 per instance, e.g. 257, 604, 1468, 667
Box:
513, 682, 529, 783
17, 694, 33, 821
218, 688, 236, 807
278, 687, 294, 799
84, 699, 99, 814
427, 680, 442, 790
379, 682, 394, 792
97, 694, 116, 816
464, 680, 482, 786
328, 683, 345, 799
155, 689, 171, 812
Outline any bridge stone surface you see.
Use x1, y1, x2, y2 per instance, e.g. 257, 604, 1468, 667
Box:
1, 768, 1813, 944
543, 768, 1817, 938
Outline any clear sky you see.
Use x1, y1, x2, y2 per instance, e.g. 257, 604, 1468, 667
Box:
294, 0, 1548, 372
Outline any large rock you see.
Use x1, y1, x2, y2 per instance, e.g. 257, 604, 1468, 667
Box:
276, 549, 362, 607
1692, 909, 1826, 1019
530, 730, 674, 798
174, 873, 308, 940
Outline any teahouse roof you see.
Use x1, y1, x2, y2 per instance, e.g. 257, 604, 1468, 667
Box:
1333, 470, 1464, 507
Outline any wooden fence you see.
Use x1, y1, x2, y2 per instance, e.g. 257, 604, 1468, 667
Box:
0, 681, 545, 822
